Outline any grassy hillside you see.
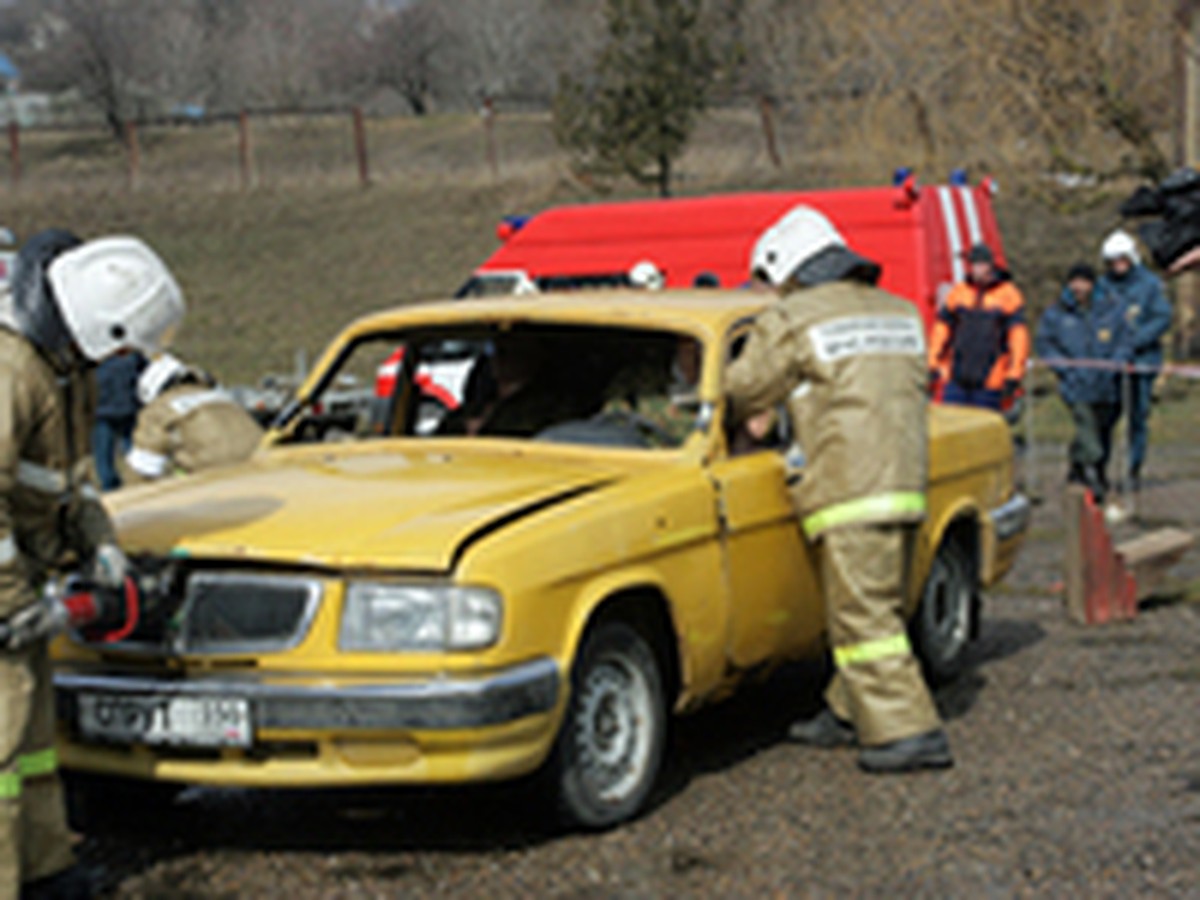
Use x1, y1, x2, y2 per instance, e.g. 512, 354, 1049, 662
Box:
0, 111, 1152, 383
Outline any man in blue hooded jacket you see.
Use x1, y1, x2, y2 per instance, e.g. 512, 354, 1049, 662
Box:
1036, 263, 1133, 502
1097, 230, 1172, 491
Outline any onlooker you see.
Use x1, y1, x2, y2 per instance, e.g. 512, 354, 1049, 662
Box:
928, 243, 1030, 411
1035, 263, 1132, 503
92, 351, 145, 490
1097, 230, 1172, 491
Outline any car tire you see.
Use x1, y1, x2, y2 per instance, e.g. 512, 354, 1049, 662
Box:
546, 619, 667, 830
911, 539, 976, 685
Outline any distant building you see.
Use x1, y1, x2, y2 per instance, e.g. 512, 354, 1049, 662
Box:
0, 51, 53, 126
0, 51, 17, 91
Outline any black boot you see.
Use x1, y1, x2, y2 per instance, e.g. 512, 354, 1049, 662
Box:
858, 729, 954, 773
20, 864, 94, 900
787, 708, 856, 748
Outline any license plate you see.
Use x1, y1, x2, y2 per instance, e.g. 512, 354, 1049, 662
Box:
77, 693, 252, 748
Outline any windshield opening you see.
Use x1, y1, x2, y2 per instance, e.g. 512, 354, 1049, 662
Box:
279, 323, 705, 451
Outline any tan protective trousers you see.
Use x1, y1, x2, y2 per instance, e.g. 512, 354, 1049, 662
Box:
0, 641, 74, 898
820, 524, 942, 747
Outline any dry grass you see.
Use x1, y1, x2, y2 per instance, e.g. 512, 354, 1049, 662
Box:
0, 110, 1159, 383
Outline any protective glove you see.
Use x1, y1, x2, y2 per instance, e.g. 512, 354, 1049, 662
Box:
91, 543, 129, 591
0, 594, 70, 650
1002, 379, 1021, 404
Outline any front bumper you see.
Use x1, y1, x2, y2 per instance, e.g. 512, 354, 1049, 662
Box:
53, 657, 562, 787
56, 657, 559, 732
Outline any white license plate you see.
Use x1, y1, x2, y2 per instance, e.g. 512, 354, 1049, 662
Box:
77, 693, 252, 748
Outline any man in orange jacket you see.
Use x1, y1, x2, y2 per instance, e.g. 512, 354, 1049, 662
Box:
929, 243, 1030, 411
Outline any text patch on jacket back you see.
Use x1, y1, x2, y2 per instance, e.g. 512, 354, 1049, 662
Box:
807, 316, 925, 364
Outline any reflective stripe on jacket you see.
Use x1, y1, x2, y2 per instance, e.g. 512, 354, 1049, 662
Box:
0, 310, 116, 620
126, 383, 264, 481
725, 280, 928, 536
929, 277, 1030, 390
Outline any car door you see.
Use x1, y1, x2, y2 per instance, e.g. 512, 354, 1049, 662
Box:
707, 329, 826, 671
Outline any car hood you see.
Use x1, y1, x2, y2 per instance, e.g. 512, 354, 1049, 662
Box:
109, 442, 637, 573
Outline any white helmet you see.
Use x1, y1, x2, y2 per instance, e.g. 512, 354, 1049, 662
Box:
137, 353, 187, 405
1101, 229, 1141, 265
751, 206, 846, 287
629, 260, 665, 291
47, 236, 185, 362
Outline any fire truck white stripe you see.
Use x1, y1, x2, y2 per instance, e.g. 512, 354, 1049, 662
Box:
959, 187, 983, 246
938, 187, 965, 284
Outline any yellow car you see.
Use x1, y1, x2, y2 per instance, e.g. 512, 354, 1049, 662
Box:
54, 292, 1028, 827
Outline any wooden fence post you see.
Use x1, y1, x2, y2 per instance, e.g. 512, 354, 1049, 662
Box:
351, 106, 370, 188
124, 120, 140, 190
758, 95, 782, 169
481, 96, 498, 178
238, 109, 255, 190
7, 121, 19, 188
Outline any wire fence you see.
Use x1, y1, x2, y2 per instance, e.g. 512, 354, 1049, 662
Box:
1021, 356, 1200, 518
0, 103, 523, 193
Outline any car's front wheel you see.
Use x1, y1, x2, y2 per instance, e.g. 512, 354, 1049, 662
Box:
911, 538, 976, 684
547, 619, 667, 830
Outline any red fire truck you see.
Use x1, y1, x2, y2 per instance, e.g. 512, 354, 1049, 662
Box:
459, 173, 1007, 333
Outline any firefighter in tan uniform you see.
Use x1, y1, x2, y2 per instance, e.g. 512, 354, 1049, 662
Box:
123, 354, 262, 482
0, 230, 185, 898
726, 207, 952, 773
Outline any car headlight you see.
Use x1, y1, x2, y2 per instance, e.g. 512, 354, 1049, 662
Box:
339, 583, 503, 651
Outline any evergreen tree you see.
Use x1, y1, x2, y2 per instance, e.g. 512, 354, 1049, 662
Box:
553, 0, 713, 197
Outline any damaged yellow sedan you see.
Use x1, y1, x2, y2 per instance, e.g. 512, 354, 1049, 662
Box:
54, 292, 1028, 827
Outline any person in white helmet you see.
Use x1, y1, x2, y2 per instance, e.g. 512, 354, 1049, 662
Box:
628, 260, 665, 291
123, 354, 263, 482
0, 230, 184, 898
1097, 229, 1172, 491
725, 206, 950, 774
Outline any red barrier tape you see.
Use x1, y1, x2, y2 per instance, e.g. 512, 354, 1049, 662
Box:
1033, 357, 1200, 380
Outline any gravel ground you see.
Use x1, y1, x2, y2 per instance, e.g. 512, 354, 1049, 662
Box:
78, 452, 1200, 899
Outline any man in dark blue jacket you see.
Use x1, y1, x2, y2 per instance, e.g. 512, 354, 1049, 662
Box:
1036, 263, 1133, 502
93, 351, 146, 489
1097, 230, 1172, 491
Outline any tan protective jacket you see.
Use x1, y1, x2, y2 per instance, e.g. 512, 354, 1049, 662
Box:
126, 383, 263, 481
726, 280, 929, 537
0, 310, 115, 620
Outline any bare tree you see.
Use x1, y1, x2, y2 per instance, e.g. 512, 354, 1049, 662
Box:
371, 2, 448, 115
27, 0, 162, 137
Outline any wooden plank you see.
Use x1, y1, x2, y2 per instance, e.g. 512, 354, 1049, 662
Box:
1117, 527, 1195, 601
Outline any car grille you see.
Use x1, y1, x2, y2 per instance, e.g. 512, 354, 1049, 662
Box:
179, 573, 322, 653
93, 568, 323, 655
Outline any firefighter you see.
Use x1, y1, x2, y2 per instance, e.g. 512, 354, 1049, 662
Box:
928, 243, 1030, 411
0, 231, 185, 898
726, 207, 951, 773
123, 354, 263, 482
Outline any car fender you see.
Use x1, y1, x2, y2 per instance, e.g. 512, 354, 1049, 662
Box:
557, 566, 698, 710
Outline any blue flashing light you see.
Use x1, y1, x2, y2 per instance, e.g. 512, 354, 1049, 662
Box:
892, 167, 914, 187
502, 215, 531, 233
949, 168, 969, 186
